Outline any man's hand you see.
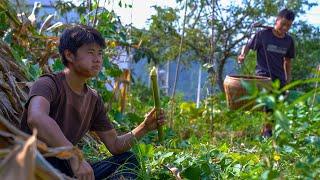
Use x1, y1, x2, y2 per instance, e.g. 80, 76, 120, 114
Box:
70, 157, 94, 180
284, 57, 292, 85
286, 76, 292, 84
237, 54, 245, 64
142, 108, 166, 132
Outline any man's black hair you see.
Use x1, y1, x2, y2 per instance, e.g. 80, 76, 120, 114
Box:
277, 8, 295, 21
58, 24, 106, 67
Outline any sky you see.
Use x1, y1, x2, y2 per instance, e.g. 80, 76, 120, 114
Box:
109, 0, 320, 29
110, 0, 177, 28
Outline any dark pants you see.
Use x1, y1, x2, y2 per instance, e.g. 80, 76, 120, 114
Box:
46, 151, 139, 179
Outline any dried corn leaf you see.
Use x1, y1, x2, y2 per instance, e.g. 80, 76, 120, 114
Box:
0, 149, 11, 158
0, 83, 21, 117
0, 139, 11, 149
6, 59, 27, 82
0, 130, 72, 180
0, 130, 14, 148
0, 131, 37, 180
39, 14, 54, 34
0, 114, 49, 153
13, 81, 28, 102
0, 114, 82, 161
6, 73, 24, 111
0, 91, 20, 126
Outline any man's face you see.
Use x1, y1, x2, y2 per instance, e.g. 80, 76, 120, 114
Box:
69, 43, 103, 78
275, 17, 293, 35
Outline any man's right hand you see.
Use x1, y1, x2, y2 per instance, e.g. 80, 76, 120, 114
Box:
237, 54, 245, 64
70, 157, 94, 180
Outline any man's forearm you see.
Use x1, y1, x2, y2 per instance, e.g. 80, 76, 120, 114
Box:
28, 114, 73, 147
113, 123, 148, 154
238, 45, 251, 63
284, 58, 292, 82
241, 44, 250, 56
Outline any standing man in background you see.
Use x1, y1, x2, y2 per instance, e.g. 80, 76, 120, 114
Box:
237, 8, 296, 137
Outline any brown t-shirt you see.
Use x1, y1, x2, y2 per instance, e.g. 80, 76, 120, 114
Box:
20, 72, 113, 145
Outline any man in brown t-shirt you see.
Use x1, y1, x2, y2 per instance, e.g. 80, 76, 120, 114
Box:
20, 25, 165, 179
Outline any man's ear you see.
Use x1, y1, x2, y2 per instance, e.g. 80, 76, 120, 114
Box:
64, 50, 75, 64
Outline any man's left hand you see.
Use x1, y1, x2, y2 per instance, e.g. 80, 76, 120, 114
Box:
142, 108, 166, 132
286, 76, 292, 84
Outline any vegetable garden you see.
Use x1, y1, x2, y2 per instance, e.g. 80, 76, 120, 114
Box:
0, 0, 319, 179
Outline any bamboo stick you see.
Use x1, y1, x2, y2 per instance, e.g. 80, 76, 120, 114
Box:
150, 66, 163, 141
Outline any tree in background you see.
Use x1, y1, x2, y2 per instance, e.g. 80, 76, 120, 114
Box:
291, 22, 320, 89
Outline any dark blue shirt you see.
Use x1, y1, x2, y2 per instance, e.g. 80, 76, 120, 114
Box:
248, 28, 295, 86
